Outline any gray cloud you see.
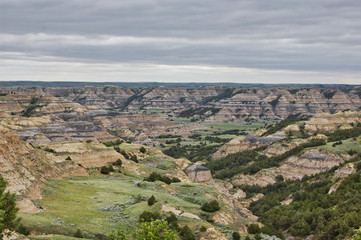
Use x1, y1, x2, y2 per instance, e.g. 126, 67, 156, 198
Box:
1, 0, 361, 83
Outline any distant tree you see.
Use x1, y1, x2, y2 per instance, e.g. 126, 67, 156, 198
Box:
165, 213, 179, 230
201, 200, 221, 212
179, 225, 195, 240
130, 155, 138, 163
247, 224, 261, 234
113, 159, 123, 167
100, 166, 110, 175
275, 175, 284, 182
232, 231, 241, 240
139, 211, 160, 222
199, 226, 207, 232
148, 195, 156, 206
140, 147, 146, 153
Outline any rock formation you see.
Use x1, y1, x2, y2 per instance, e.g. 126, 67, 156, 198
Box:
186, 164, 215, 185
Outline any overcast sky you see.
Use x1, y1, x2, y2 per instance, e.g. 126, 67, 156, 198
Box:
1, 0, 361, 84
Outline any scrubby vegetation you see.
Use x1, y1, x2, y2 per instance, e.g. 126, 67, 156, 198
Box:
21, 96, 43, 117
243, 155, 361, 240
103, 139, 124, 147
178, 107, 221, 118
111, 219, 178, 240
137, 211, 195, 239
232, 231, 241, 240
207, 149, 265, 179
163, 143, 222, 162
44, 147, 56, 153
112, 159, 123, 167
201, 200, 221, 212
100, 165, 115, 174
179, 225, 196, 240
139, 146, 146, 153
208, 138, 326, 179
144, 172, 181, 184
327, 124, 361, 142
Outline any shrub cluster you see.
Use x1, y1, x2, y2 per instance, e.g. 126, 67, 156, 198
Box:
100, 165, 115, 175
327, 125, 361, 142
144, 172, 181, 185
247, 156, 361, 240
201, 199, 221, 212
103, 139, 123, 147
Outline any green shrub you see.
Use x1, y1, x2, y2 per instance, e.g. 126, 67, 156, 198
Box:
104, 139, 123, 147
247, 224, 261, 234
16, 224, 30, 236
120, 150, 129, 159
111, 219, 177, 240
179, 225, 195, 240
245, 236, 251, 240
65, 156, 72, 161
130, 155, 138, 163
100, 166, 110, 175
133, 194, 142, 204
144, 172, 179, 185
275, 175, 284, 182
139, 211, 160, 222
232, 231, 240, 240
147, 195, 156, 206
112, 159, 122, 167
166, 213, 179, 230
172, 177, 181, 183
201, 200, 220, 212
199, 226, 207, 232
0, 176, 19, 237
140, 146, 146, 153
44, 147, 56, 153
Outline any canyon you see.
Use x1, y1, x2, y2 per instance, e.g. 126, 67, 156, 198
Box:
0, 83, 360, 240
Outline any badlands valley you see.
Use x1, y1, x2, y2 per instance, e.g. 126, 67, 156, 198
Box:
0, 83, 361, 240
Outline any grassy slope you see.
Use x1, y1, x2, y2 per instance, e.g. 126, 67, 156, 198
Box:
322, 137, 361, 154
20, 174, 236, 238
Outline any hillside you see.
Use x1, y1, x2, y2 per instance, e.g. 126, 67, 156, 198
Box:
0, 87, 360, 240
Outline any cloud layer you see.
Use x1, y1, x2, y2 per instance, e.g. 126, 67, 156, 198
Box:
1, 0, 361, 83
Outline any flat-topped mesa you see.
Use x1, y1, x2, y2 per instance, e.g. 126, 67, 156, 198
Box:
186, 164, 215, 185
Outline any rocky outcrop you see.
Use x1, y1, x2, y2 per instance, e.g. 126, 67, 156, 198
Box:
213, 131, 286, 159
333, 162, 356, 179
304, 111, 361, 134
186, 164, 215, 185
